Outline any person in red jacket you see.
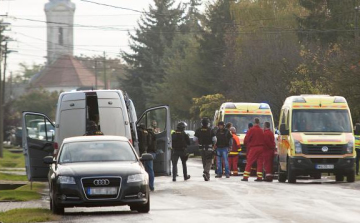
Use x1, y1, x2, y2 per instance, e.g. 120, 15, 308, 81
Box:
228, 127, 241, 176
263, 121, 276, 182
241, 118, 265, 182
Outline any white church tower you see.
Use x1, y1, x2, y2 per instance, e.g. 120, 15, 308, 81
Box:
44, 0, 76, 64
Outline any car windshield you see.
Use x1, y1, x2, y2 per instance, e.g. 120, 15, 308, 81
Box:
224, 114, 273, 134
39, 123, 55, 132
292, 109, 352, 133
59, 140, 137, 163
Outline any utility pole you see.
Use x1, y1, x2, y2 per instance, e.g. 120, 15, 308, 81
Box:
94, 59, 98, 90
103, 51, 107, 89
9, 71, 12, 99
0, 25, 4, 158
2, 41, 7, 104
355, 6, 359, 45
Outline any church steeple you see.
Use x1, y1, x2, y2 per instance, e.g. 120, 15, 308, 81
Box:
44, 0, 76, 64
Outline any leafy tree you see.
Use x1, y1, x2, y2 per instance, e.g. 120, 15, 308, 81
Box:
14, 89, 60, 120
121, 0, 184, 112
190, 94, 230, 120
297, 0, 359, 45
17, 63, 44, 83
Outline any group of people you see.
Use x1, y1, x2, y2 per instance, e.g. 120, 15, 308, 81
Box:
170, 117, 276, 183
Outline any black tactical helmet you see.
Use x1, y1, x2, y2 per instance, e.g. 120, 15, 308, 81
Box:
201, 117, 210, 127
177, 122, 187, 131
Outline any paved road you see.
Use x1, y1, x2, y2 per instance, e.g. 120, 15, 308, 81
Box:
53, 158, 360, 223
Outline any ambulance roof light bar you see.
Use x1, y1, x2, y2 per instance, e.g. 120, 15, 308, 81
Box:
334, 97, 347, 103
259, 103, 270, 109
224, 103, 236, 109
292, 96, 306, 103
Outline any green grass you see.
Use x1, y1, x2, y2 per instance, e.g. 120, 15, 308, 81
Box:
0, 173, 27, 181
0, 183, 46, 201
0, 208, 59, 223
0, 149, 25, 168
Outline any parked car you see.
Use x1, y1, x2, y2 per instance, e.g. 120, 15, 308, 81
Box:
185, 130, 199, 156
43, 135, 152, 215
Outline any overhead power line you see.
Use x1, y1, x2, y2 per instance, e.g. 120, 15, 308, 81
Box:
79, 0, 143, 13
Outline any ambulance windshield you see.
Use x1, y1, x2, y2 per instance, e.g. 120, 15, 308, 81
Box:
224, 115, 273, 134
292, 109, 352, 133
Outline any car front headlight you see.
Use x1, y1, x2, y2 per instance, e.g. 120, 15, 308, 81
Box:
347, 140, 354, 154
294, 140, 302, 154
57, 176, 76, 184
127, 173, 148, 183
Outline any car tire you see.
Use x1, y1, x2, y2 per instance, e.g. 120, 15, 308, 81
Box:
137, 196, 150, 213
335, 174, 344, 182
50, 192, 64, 215
347, 171, 355, 183
278, 164, 287, 183
287, 163, 296, 184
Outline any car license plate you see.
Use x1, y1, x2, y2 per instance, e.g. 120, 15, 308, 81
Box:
87, 187, 117, 195
316, 164, 334, 170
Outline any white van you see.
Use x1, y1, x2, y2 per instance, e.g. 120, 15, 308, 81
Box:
22, 90, 171, 181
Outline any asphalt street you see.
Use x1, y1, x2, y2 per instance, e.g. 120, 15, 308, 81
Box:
55, 158, 360, 223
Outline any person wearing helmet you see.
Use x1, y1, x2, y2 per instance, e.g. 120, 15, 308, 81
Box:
172, 122, 191, 181
194, 118, 217, 181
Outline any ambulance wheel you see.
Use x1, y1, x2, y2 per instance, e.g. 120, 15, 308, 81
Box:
335, 174, 344, 182
287, 164, 296, 184
347, 171, 355, 183
278, 165, 287, 183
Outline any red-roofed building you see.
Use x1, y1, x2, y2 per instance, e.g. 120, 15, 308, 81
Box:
31, 55, 104, 92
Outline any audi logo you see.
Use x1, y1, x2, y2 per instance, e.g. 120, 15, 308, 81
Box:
93, 179, 110, 186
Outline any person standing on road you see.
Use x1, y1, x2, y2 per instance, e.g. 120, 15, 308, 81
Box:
194, 118, 217, 181
172, 122, 191, 182
215, 121, 233, 178
146, 128, 157, 191
263, 122, 276, 182
228, 127, 241, 176
242, 118, 265, 182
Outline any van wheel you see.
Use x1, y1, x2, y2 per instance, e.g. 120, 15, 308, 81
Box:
278, 165, 287, 183
335, 174, 344, 182
287, 164, 296, 184
347, 171, 355, 183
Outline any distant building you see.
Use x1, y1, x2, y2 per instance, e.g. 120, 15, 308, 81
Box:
30, 0, 103, 92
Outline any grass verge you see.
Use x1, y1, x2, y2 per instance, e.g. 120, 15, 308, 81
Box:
0, 208, 59, 223
0, 173, 27, 181
0, 149, 25, 168
0, 183, 45, 201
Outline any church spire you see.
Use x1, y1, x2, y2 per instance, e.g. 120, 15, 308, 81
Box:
44, 0, 76, 64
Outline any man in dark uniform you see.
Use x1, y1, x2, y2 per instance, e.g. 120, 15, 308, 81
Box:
194, 118, 217, 181
172, 122, 191, 182
137, 123, 148, 155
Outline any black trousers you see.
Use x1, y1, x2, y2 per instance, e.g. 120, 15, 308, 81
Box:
356, 149, 360, 174
201, 149, 213, 177
172, 150, 188, 179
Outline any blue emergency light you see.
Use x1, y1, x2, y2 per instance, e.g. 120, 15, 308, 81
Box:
259, 103, 270, 109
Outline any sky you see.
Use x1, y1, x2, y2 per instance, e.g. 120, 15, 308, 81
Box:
0, 0, 206, 77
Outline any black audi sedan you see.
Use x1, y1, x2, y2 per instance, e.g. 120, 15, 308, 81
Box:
43, 136, 153, 215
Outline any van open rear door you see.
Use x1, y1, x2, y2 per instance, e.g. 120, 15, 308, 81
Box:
137, 106, 171, 176
22, 112, 55, 182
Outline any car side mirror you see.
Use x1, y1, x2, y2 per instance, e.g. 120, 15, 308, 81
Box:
279, 124, 289, 135
140, 153, 154, 161
355, 124, 360, 135
43, 156, 55, 164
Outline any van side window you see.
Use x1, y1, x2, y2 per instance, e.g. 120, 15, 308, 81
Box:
285, 109, 290, 130
138, 108, 167, 134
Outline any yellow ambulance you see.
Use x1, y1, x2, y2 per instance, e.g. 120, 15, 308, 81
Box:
213, 102, 275, 172
277, 95, 355, 183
